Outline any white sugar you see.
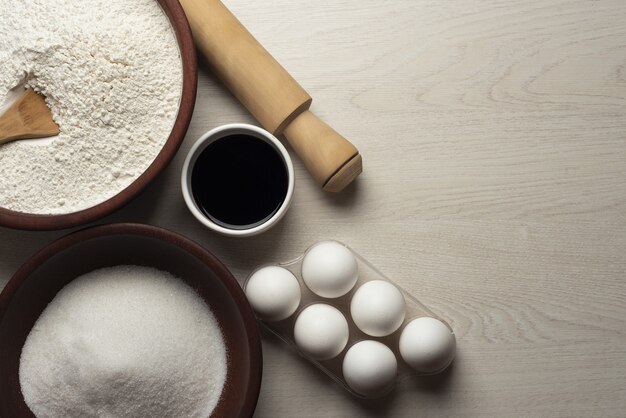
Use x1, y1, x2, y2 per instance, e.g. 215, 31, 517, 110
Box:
0, 0, 182, 214
19, 266, 227, 418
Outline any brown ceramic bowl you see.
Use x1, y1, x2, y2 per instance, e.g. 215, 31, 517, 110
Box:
0, 0, 197, 231
0, 223, 262, 417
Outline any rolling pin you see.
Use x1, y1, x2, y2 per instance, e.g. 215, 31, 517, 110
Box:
179, 0, 362, 192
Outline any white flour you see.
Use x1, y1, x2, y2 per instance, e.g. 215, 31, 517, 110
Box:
19, 265, 227, 418
0, 0, 182, 214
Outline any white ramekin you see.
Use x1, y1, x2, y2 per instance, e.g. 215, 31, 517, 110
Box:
181, 123, 295, 237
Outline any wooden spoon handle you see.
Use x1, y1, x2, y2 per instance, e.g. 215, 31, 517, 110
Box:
0, 89, 59, 145
179, 0, 362, 191
0, 113, 21, 145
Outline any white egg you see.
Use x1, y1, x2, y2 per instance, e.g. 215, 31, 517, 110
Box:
399, 317, 456, 373
350, 280, 406, 337
293, 304, 349, 360
342, 340, 397, 397
245, 266, 301, 321
301, 241, 358, 298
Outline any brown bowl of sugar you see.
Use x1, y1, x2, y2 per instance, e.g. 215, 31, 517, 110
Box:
0, 0, 197, 230
0, 223, 262, 417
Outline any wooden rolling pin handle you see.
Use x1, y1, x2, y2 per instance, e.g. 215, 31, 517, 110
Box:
282, 110, 362, 192
179, 0, 362, 192
180, 0, 311, 134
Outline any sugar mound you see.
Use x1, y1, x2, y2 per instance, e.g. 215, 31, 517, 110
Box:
19, 265, 227, 418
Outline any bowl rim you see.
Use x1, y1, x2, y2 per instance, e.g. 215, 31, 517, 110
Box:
0, 0, 198, 231
0, 223, 262, 418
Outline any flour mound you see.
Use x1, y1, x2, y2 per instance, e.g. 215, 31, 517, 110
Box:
0, 0, 182, 214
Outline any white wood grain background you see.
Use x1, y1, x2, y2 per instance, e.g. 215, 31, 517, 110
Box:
2, 0, 626, 416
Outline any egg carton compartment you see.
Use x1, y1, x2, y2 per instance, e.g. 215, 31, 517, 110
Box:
244, 240, 456, 399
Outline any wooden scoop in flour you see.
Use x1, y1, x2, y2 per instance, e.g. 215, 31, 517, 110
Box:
0, 89, 59, 145
179, 0, 362, 192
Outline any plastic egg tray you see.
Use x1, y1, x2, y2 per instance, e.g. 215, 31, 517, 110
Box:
244, 240, 456, 398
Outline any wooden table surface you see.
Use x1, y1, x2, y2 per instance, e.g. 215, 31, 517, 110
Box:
2, 0, 626, 416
